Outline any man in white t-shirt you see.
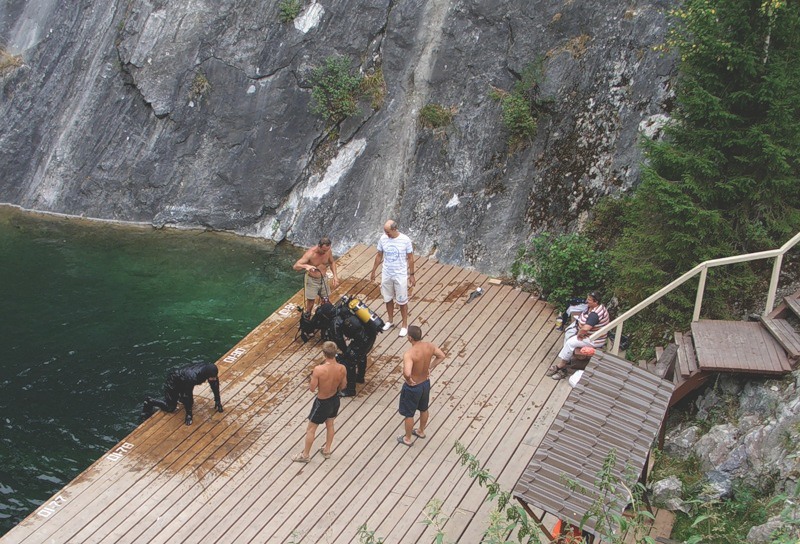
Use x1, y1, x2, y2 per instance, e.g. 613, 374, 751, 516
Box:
370, 219, 415, 337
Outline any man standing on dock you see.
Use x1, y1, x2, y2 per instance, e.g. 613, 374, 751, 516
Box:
397, 326, 445, 446
292, 341, 348, 462
370, 219, 415, 337
293, 236, 339, 315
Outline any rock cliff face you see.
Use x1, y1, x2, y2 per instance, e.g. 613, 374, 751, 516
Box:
0, 0, 676, 274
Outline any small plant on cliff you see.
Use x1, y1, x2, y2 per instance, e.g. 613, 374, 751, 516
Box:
278, 0, 302, 23
309, 55, 362, 124
419, 103, 455, 129
0, 49, 23, 76
490, 61, 545, 148
360, 68, 387, 110
512, 232, 609, 308
189, 71, 211, 102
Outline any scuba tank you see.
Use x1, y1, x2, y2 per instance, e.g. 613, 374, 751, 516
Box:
346, 297, 386, 333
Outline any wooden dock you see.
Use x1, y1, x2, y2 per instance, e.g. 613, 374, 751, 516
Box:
2, 244, 571, 543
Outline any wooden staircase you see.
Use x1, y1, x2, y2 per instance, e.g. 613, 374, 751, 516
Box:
649, 291, 800, 407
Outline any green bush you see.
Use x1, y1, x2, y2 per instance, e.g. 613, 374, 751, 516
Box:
309, 55, 362, 124
419, 103, 454, 129
512, 233, 608, 308
278, 0, 302, 23
490, 61, 544, 148
490, 87, 537, 147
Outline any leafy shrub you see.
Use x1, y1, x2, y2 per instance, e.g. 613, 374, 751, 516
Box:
419, 103, 454, 129
278, 0, 302, 23
309, 55, 362, 124
512, 232, 608, 308
490, 87, 536, 147
489, 61, 545, 148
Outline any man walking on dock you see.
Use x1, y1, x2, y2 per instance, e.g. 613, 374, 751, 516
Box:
370, 219, 415, 337
292, 341, 348, 462
397, 326, 445, 446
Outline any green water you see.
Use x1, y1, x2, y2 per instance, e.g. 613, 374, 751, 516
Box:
0, 207, 303, 536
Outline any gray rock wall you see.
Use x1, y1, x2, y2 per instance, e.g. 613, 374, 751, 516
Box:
0, 0, 676, 274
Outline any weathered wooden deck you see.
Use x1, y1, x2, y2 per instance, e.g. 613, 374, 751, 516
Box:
3, 244, 571, 544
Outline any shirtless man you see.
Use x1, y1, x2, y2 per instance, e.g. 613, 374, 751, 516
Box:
293, 237, 339, 314
292, 341, 348, 462
397, 326, 445, 446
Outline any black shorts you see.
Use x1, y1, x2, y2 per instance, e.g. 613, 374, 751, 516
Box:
308, 395, 340, 424
398, 380, 431, 418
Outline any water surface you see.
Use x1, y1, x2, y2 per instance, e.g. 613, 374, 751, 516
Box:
0, 207, 302, 535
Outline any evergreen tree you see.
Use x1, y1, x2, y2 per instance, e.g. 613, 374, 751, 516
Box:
611, 0, 800, 314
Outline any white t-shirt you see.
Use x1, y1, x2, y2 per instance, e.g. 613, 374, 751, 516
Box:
377, 233, 413, 279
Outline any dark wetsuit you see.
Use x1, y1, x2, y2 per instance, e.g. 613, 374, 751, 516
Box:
337, 317, 378, 396
308, 395, 341, 424
141, 362, 223, 425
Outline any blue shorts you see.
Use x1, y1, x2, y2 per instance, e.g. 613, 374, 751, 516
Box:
308, 395, 340, 424
398, 380, 430, 417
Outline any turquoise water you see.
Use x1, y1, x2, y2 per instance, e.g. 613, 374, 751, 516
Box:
0, 207, 303, 536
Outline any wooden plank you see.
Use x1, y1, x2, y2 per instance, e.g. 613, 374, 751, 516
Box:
692, 320, 790, 375
674, 332, 690, 378
684, 332, 699, 374
650, 508, 676, 539
655, 344, 678, 381
759, 316, 800, 359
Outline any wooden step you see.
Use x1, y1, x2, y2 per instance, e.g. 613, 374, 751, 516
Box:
759, 315, 800, 360
674, 331, 699, 377
785, 296, 800, 319
619, 507, 675, 543
655, 344, 678, 381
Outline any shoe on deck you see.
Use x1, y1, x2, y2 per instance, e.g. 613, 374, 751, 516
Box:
382, 322, 393, 331
399, 327, 408, 337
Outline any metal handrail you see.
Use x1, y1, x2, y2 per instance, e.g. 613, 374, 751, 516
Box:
591, 231, 800, 355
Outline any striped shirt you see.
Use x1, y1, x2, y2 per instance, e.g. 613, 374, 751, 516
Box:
579, 304, 610, 348
377, 233, 413, 279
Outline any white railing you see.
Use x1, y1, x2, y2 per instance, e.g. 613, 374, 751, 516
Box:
591, 231, 800, 355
